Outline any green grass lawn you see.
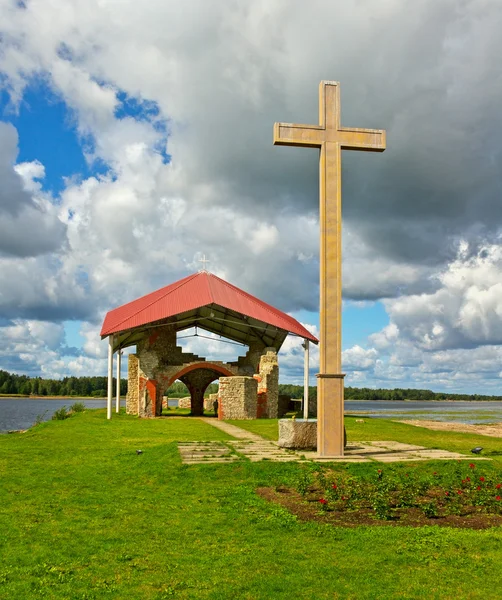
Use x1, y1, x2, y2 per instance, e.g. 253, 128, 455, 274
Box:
1, 411, 502, 599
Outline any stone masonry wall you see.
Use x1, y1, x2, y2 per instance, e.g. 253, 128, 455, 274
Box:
178, 397, 191, 408
131, 325, 282, 420
126, 354, 139, 415
204, 393, 218, 411
230, 341, 266, 375
135, 325, 240, 416
218, 376, 257, 419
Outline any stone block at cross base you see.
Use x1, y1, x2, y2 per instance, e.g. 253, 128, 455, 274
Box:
278, 419, 317, 449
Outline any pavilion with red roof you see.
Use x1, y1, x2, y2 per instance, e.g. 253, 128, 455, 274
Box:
101, 271, 318, 419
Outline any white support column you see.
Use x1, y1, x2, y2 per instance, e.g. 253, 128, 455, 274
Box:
107, 335, 114, 420
116, 349, 121, 414
303, 339, 309, 420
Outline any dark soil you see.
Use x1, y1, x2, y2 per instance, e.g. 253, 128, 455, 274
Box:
257, 487, 502, 529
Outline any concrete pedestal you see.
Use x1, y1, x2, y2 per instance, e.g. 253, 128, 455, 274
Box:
278, 419, 317, 450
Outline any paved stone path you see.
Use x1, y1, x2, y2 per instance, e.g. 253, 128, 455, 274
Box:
176, 419, 489, 465
195, 418, 299, 462
198, 418, 264, 440
226, 439, 299, 462
177, 442, 240, 465
301, 441, 489, 463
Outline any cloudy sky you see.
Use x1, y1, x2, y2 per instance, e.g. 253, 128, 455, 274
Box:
1, 0, 502, 393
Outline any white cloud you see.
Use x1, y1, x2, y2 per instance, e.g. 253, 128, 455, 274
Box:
1, 0, 502, 389
0, 123, 66, 258
342, 345, 378, 371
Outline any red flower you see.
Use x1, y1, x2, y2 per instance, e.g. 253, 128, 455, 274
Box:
461, 479, 466, 484
433, 472, 437, 475
445, 491, 449, 496
496, 484, 501, 489
466, 477, 470, 482
469, 463, 475, 469
480, 477, 485, 482
405, 474, 409, 477
342, 496, 347, 501
457, 490, 462, 495
477, 486, 481, 491
332, 484, 337, 489
377, 469, 382, 473
319, 498, 327, 505
496, 496, 501, 501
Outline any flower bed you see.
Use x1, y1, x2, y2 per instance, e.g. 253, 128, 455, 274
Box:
258, 462, 502, 529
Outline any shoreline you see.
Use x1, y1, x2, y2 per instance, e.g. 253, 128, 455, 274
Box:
397, 419, 502, 438
2, 396, 502, 402
0, 395, 111, 400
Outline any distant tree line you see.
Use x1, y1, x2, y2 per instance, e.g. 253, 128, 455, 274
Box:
161, 381, 218, 398
1, 369, 500, 401
0, 370, 128, 397
0, 370, 218, 398
278, 384, 502, 402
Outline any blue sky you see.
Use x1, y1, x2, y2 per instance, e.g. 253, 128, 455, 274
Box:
1, 83, 94, 194
1, 1, 502, 394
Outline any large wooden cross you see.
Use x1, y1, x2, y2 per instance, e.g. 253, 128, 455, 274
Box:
274, 81, 386, 456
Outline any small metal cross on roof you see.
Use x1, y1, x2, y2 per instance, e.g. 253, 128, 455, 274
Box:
198, 254, 210, 272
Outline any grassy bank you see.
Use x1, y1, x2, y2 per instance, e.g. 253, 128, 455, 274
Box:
1, 411, 502, 599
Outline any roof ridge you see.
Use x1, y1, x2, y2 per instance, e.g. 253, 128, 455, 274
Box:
101, 271, 317, 343
103, 272, 199, 335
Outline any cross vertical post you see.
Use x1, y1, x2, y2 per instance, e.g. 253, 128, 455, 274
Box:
274, 81, 385, 456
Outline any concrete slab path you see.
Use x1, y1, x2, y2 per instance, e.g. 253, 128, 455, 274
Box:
175, 418, 489, 465
198, 418, 264, 440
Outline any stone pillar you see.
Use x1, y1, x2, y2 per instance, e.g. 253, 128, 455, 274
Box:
257, 347, 279, 418
126, 354, 139, 415
187, 384, 204, 416
218, 376, 257, 420
138, 376, 158, 418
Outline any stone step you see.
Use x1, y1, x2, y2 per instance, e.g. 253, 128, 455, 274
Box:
182, 458, 240, 464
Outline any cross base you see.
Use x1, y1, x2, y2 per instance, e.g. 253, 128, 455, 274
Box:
316, 372, 345, 457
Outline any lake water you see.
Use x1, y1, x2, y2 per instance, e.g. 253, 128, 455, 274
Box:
0, 398, 183, 432
344, 400, 502, 424
1, 398, 502, 433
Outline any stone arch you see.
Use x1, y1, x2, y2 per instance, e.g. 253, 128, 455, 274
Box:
165, 362, 234, 389
166, 362, 235, 416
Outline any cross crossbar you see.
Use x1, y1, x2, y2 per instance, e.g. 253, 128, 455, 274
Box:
274, 82, 385, 151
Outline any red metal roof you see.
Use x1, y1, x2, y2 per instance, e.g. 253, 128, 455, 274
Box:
100, 271, 318, 343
